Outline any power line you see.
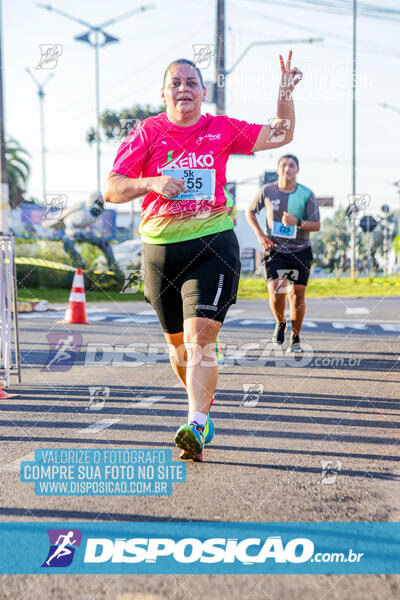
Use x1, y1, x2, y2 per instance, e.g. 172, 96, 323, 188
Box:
242, 0, 400, 21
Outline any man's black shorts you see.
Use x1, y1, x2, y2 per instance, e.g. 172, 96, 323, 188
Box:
263, 246, 313, 286
143, 229, 241, 334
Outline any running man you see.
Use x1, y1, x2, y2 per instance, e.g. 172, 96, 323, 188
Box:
246, 154, 320, 353
104, 54, 302, 460
45, 335, 76, 370
46, 531, 77, 566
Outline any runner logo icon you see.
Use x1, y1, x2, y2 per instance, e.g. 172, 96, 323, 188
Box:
42, 333, 83, 372
276, 269, 299, 294
42, 194, 67, 220
41, 529, 82, 568
36, 44, 63, 69
192, 44, 215, 69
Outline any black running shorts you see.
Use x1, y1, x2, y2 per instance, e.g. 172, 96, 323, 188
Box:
263, 246, 313, 286
143, 229, 241, 333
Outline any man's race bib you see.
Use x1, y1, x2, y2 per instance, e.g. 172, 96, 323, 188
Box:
272, 220, 297, 239
162, 168, 215, 201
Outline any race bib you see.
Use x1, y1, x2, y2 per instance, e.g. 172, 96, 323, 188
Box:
162, 168, 215, 201
272, 220, 297, 239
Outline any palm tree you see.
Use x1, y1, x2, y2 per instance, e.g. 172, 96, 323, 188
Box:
6, 137, 31, 208
86, 104, 165, 145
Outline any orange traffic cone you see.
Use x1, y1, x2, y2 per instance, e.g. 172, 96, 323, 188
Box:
0, 381, 18, 399
59, 268, 89, 324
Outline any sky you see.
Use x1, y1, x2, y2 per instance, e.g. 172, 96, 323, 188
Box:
3, 0, 400, 221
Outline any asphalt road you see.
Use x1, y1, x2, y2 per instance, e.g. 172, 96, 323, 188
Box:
0, 297, 399, 599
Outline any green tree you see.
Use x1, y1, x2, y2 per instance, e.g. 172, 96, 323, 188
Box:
310, 230, 325, 267
6, 137, 31, 209
393, 233, 400, 257
320, 208, 351, 270
86, 104, 165, 145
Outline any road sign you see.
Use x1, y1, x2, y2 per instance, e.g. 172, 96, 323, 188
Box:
359, 215, 378, 232
317, 196, 334, 207
262, 171, 278, 184
225, 182, 236, 202
240, 248, 256, 272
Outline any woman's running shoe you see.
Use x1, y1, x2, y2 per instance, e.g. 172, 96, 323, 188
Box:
216, 336, 224, 365
204, 410, 214, 445
175, 421, 205, 462
179, 396, 215, 460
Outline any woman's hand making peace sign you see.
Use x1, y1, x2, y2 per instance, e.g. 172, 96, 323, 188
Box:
251, 50, 303, 153
279, 50, 303, 100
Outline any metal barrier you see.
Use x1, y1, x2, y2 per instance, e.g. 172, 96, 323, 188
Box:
0, 234, 21, 386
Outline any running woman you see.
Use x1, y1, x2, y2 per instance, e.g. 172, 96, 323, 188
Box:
104, 53, 302, 461
246, 154, 320, 353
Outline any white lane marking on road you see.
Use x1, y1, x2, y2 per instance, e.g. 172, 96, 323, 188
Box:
0, 451, 36, 472
302, 321, 317, 327
332, 322, 367, 330
79, 419, 121, 433
136, 395, 166, 407
240, 319, 276, 326
112, 317, 136, 322
381, 324, 400, 332
224, 308, 245, 323
88, 315, 107, 321
302, 317, 400, 324
346, 307, 369, 315
114, 316, 158, 323
227, 309, 244, 316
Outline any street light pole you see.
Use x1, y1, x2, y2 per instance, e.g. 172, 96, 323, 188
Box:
37, 4, 155, 193
26, 69, 53, 201
0, 0, 9, 234
350, 0, 357, 280
215, 0, 225, 115
94, 30, 101, 192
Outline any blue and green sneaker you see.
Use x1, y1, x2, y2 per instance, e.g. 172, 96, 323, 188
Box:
178, 396, 216, 460
204, 396, 215, 445
216, 336, 224, 366
175, 421, 205, 462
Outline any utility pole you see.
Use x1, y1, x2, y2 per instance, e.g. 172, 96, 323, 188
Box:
0, 0, 9, 234
215, 0, 225, 115
350, 0, 357, 280
26, 69, 53, 201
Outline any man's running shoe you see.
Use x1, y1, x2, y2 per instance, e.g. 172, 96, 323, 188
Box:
175, 421, 205, 462
286, 334, 303, 353
272, 321, 286, 345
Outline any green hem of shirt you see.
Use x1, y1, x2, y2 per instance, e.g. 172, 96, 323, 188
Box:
141, 220, 235, 245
